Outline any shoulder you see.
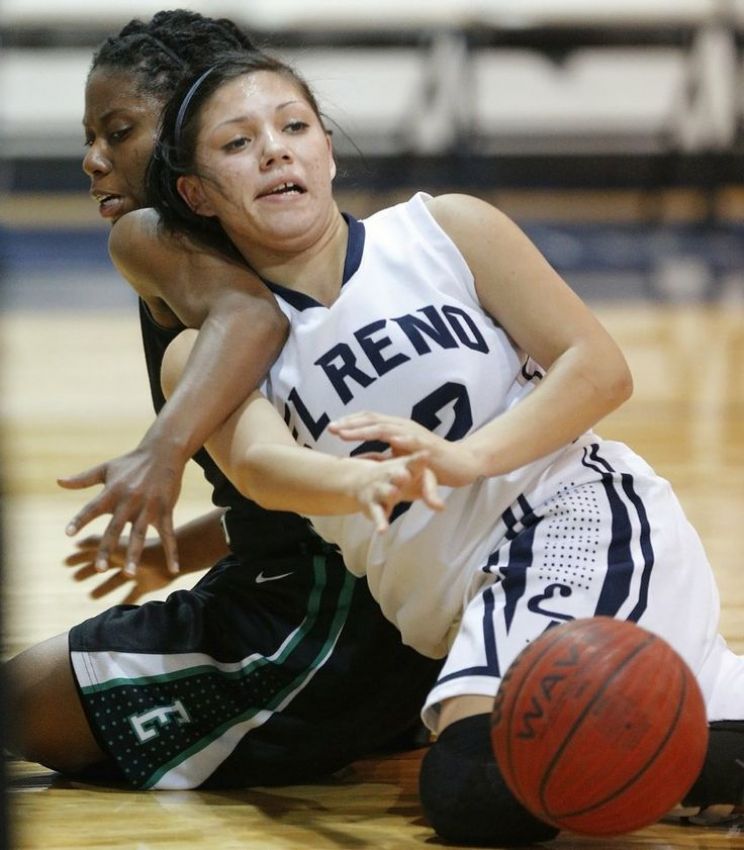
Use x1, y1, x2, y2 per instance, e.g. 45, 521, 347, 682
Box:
108, 208, 191, 286
425, 193, 509, 237
424, 193, 526, 269
109, 209, 285, 331
108, 209, 185, 325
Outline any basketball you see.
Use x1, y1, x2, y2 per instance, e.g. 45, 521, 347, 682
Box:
490, 618, 708, 836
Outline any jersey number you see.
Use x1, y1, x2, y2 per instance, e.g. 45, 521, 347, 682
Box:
351, 381, 473, 521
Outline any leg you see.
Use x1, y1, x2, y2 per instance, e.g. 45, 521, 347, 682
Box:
419, 710, 559, 846
685, 721, 744, 809
54, 551, 439, 790
5, 632, 108, 774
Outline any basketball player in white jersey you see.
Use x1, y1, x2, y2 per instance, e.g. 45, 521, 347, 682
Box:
149, 53, 744, 844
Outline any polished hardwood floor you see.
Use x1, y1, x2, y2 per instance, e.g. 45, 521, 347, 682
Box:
3, 305, 743, 849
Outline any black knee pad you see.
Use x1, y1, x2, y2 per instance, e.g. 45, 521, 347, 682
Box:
419, 713, 559, 847
683, 721, 744, 808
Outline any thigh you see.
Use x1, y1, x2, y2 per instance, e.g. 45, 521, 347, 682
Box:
71, 552, 440, 789
5, 632, 108, 773
423, 440, 724, 730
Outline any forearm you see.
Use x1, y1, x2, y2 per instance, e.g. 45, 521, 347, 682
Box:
152, 300, 286, 462
218, 442, 371, 516
463, 342, 632, 477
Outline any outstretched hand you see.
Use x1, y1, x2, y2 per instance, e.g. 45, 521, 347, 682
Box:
58, 443, 184, 576
358, 451, 444, 532
330, 412, 482, 488
65, 533, 175, 605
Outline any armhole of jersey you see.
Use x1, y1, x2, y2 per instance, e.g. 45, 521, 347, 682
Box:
406, 192, 481, 310
140, 297, 185, 334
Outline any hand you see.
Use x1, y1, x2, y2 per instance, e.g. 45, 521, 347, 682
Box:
357, 451, 444, 532
329, 412, 482, 488
58, 442, 184, 576
64, 534, 174, 605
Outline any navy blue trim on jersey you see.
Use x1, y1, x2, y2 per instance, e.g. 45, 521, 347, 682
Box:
620, 473, 655, 620
435, 496, 542, 687
261, 213, 365, 311
580, 443, 654, 621
498, 495, 541, 633
435, 585, 502, 685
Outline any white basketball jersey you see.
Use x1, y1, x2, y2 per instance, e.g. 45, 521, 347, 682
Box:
262, 192, 585, 656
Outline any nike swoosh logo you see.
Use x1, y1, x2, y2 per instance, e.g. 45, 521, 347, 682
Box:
255, 570, 294, 584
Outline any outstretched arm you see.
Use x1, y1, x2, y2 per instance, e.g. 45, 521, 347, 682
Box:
59, 209, 287, 575
162, 331, 443, 532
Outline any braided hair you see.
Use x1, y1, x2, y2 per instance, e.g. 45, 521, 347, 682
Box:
90, 9, 256, 103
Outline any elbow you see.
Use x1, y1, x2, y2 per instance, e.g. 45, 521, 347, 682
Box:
611, 356, 634, 405
229, 446, 279, 510
599, 354, 634, 412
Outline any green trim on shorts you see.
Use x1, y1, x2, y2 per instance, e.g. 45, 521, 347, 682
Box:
142, 555, 355, 788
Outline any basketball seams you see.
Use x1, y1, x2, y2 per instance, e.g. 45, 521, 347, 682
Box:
491, 618, 708, 835
540, 633, 674, 821
497, 624, 585, 807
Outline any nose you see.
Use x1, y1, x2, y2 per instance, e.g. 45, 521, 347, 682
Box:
259, 129, 292, 170
82, 140, 111, 178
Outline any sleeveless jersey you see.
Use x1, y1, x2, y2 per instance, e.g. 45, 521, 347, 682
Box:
262, 193, 591, 656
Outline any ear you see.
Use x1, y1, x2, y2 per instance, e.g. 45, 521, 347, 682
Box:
325, 131, 336, 182
177, 175, 217, 217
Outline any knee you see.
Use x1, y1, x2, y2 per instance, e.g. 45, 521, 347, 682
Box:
419, 714, 559, 847
5, 634, 105, 775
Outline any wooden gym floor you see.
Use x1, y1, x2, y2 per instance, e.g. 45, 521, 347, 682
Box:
2, 304, 743, 849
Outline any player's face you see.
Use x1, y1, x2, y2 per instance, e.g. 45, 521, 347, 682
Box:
178, 70, 336, 261
82, 68, 162, 223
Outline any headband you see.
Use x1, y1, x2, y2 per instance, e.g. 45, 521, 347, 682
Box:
174, 65, 216, 149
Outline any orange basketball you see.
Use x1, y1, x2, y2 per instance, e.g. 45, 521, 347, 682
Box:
490, 618, 708, 836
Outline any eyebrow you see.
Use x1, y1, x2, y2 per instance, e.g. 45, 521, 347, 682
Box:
81, 107, 132, 128
214, 100, 304, 131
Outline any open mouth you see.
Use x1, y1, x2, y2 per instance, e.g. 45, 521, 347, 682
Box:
92, 190, 121, 206
260, 181, 306, 198
91, 190, 128, 219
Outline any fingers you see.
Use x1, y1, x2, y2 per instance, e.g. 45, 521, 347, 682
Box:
64, 492, 114, 538
351, 451, 391, 462
158, 517, 180, 576
331, 421, 399, 444
65, 496, 178, 577
330, 414, 429, 457
57, 464, 107, 491
368, 501, 390, 533
123, 518, 148, 577
401, 456, 443, 510
63, 535, 103, 568
422, 468, 445, 511
94, 507, 132, 572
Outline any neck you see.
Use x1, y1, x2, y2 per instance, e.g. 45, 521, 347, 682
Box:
233, 205, 348, 306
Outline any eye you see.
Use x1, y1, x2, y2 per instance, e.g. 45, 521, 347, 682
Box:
223, 136, 250, 152
284, 120, 309, 134
109, 127, 132, 144
83, 135, 94, 149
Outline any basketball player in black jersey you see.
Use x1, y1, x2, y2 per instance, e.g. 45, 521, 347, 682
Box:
6, 9, 441, 793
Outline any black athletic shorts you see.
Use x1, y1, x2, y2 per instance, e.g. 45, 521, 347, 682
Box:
68, 546, 441, 789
